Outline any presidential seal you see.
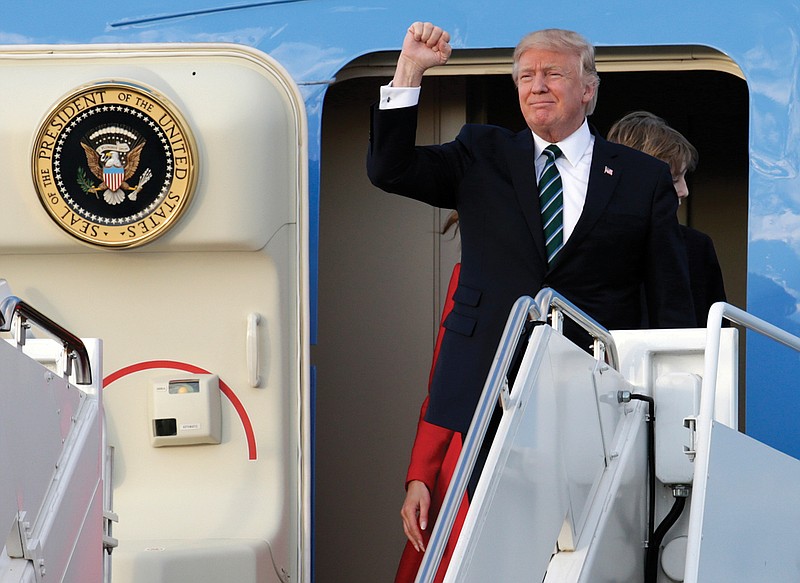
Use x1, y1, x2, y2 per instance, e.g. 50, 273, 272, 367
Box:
32, 82, 197, 248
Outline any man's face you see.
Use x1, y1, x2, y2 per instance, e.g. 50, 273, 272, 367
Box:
516, 48, 595, 143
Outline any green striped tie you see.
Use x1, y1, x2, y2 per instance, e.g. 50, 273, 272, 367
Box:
538, 144, 564, 264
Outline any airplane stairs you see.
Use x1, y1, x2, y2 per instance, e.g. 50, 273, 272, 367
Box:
0, 294, 110, 583
415, 289, 800, 583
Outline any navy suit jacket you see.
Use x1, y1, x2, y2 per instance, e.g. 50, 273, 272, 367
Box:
368, 104, 695, 433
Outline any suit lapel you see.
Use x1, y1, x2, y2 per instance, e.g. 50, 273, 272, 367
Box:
505, 130, 547, 264
549, 134, 621, 269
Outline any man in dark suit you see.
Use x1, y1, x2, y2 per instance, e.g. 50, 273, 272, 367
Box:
367, 22, 695, 436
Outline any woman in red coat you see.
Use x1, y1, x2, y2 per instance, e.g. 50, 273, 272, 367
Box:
394, 262, 468, 583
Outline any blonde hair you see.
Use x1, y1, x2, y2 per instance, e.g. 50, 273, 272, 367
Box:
607, 111, 698, 175
511, 29, 600, 115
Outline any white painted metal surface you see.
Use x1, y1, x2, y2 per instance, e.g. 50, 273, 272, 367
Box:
1, 337, 104, 583
445, 326, 635, 582
0, 43, 310, 583
690, 422, 800, 581
544, 397, 649, 582
653, 373, 701, 485
684, 302, 800, 583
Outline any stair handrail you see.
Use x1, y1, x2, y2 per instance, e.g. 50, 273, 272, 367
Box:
534, 287, 620, 371
699, 301, 800, 426
685, 301, 800, 580
0, 295, 92, 385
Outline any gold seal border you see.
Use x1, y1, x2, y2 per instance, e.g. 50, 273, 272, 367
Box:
31, 80, 198, 249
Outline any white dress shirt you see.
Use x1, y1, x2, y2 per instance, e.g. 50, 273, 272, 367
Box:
379, 83, 421, 109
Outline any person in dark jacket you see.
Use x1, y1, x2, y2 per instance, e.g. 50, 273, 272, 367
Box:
607, 110, 726, 325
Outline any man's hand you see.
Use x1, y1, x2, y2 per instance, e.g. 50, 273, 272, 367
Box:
393, 22, 452, 87
400, 479, 432, 552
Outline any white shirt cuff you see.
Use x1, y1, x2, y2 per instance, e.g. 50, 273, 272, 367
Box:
379, 84, 421, 109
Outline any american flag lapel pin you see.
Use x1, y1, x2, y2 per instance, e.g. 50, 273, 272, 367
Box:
604, 166, 614, 176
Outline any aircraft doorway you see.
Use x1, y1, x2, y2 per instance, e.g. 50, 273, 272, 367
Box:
315, 59, 748, 583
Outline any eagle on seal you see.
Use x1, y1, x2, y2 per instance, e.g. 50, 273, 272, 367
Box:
80, 125, 152, 205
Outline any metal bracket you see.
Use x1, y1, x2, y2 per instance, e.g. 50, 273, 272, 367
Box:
499, 378, 513, 410
5, 511, 27, 559
684, 416, 697, 461
549, 306, 564, 333
5, 511, 46, 580
103, 510, 119, 553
